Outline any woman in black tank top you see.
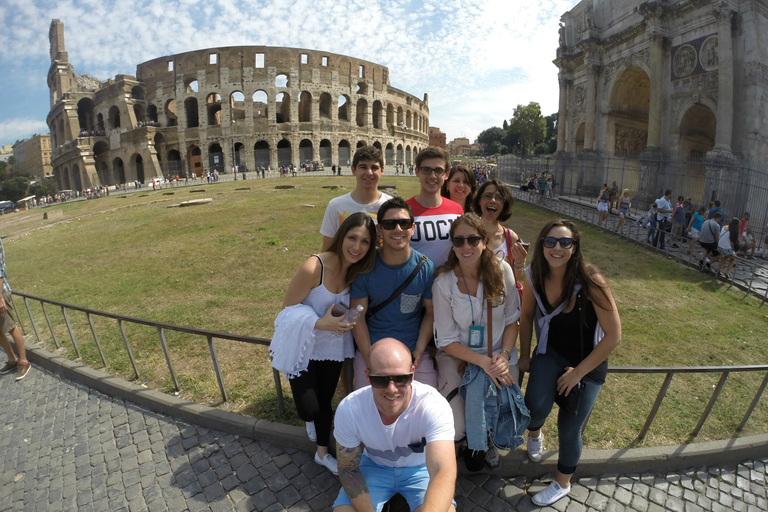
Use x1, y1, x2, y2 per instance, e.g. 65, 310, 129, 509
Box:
518, 220, 622, 507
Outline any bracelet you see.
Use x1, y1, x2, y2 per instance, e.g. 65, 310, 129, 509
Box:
514, 263, 525, 270
500, 349, 512, 360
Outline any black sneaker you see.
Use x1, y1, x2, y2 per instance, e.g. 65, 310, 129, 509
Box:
463, 449, 486, 472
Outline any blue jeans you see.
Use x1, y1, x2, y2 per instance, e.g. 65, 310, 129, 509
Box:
654, 218, 669, 249
524, 349, 603, 475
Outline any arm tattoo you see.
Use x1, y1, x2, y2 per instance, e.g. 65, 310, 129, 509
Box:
337, 444, 369, 499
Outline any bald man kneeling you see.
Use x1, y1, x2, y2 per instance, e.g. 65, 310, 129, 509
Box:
332, 338, 457, 512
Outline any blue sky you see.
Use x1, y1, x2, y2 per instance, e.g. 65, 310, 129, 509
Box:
0, 0, 579, 147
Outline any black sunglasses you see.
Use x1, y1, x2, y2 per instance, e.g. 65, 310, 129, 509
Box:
369, 373, 413, 389
542, 236, 574, 249
451, 236, 483, 248
418, 166, 446, 176
379, 218, 414, 230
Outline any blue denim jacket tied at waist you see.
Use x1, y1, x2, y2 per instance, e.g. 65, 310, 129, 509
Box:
459, 363, 531, 451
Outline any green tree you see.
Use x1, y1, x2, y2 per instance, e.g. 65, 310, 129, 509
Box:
28, 181, 57, 198
0, 161, 7, 182
544, 112, 559, 153
507, 102, 546, 155
502, 119, 509, 131
476, 127, 507, 155
0, 176, 29, 203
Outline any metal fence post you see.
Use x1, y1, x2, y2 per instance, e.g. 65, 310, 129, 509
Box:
207, 335, 228, 403
61, 306, 81, 359
117, 319, 140, 380
86, 313, 107, 368
156, 327, 179, 392
22, 297, 40, 342
41, 302, 60, 349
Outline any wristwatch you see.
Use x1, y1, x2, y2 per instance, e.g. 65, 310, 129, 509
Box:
500, 349, 512, 360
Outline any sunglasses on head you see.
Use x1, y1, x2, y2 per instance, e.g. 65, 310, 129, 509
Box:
379, 218, 414, 230
369, 373, 413, 389
542, 236, 574, 249
451, 236, 483, 248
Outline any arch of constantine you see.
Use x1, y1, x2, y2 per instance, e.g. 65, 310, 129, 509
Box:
46, 20, 429, 190
554, 0, 768, 213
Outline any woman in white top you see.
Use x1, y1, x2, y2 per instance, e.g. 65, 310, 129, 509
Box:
715, 218, 739, 279
279, 212, 376, 474
432, 213, 521, 466
472, 179, 528, 282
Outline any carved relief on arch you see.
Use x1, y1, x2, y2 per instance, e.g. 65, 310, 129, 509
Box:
700, 36, 718, 72
673, 44, 697, 79
574, 84, 586, 108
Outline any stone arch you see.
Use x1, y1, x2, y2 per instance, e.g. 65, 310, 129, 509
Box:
608, 65, 650, 157
98, 161, 109, 185
357, 82, 368, 95
62, 166, 71, 190
167, 149, 182, 176
72, 164, 82, 190
275, 73, 289, 88
131, 85, 144, 100
184, 97, 199, 128
129, 153, 145, 183
133, 104, 145, 124
396, 143, 403, 164
277, 138, 292, 167
185, 79, 199, 93
338, 139, 351, 166
678, 103, 716, 158
406, 111, 412, 129
397, 106, 404, 126
108, 105, 121, 129
338, 95, 350, 121
356, 140, 367, 148
165, 99, 178, 126
206, 93, 222, 126
385, 143, 394, 165
386, 104, 394, 125
299, 91, 312, 122
276, 92, 290, 123
254, 140, 270, 168
373, 141, 382, 151
93, 140, 109, 183
97, 113, 105, 132
230, 91, 246, 121
113, 158, 125, 184
253, 90, 268, 119
405, 145, 412, 165
147, 104, 158, 123
319, 93, 332, 119
319, 139, 332, 166
189, 145, 202, 175
209, 142, 224, 171
299, 139, 313, 164
77, 98, 96, 133
372, 101, 383, 129
356, 98, 368, 127
233, 142, 245, 168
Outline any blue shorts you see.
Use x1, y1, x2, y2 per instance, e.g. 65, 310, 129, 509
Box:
333, 455, 453, 511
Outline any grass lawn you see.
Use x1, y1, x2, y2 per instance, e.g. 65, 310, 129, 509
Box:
2, 177, 767, 449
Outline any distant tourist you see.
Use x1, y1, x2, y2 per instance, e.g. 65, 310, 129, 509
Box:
0, 238, 32, 381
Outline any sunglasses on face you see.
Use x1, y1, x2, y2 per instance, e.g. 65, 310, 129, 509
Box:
418, 166, 446, 176
379, 218, 414, 230
369, 373, 413, 389
451, 236, 483, 248
542, 236, 574, 249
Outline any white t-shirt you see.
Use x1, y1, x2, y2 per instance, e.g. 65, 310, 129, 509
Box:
406, 197, 464, 267
334, 381, 454, 468
319, 192, 392, 238
432, 259, 520, 364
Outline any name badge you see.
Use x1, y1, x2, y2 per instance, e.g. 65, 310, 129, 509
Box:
468, 325, 484, 348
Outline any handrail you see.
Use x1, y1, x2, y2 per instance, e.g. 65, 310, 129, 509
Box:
11, 291, 768, 445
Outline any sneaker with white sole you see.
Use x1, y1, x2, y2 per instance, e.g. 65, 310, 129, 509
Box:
532, 480, 570, 506
0, 360, 17, 374
314, 452, 338, 475
527, 433, 543, 462
15, 362, 31, 381
306, 421, 316, 442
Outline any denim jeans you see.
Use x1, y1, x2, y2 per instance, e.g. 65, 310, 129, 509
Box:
524, 349, 603, 475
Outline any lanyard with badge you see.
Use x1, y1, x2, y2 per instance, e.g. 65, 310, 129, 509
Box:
461, 272, 485, 348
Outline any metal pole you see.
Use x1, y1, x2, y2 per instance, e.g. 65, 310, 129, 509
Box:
22, 297, 40, 342
207, 335, 228, 402
87, 313, 107, 368
637, 372, 675, 441
157, 327, 179, 392
41, 302, 60, 349
118, 319, 140, 380
61, 306, 81, 359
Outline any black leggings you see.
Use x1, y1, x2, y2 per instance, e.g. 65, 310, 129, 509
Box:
288, 359, 343, 447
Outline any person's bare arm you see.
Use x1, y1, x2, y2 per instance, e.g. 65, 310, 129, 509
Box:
350, 297, 372, 363
420, 440, 457, 512
413, 300, 434, 369
337, 444, 375, 512
517, 281, 536, 373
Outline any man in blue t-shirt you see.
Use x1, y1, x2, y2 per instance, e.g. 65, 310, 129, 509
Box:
351, 198, 437, 389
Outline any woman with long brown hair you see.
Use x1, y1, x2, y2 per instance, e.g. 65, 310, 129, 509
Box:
432, 213, 523, 470
441, 165, 477, 212
518, 219, 621, 506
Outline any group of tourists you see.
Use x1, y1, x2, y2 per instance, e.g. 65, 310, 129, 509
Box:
269, 145, 622, 510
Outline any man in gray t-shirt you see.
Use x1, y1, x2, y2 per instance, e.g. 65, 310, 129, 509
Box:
698, 211, 723, 270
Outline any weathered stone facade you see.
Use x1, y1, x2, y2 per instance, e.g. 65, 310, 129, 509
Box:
46, 20, 429, 190
554, 0, 768, 210
11, 134, 52, 181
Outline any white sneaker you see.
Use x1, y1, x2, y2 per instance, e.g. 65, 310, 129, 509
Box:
306, 421, 316, 442
314, 452, 338, 475
527, 433, 543, 462
532, 480, 570, 506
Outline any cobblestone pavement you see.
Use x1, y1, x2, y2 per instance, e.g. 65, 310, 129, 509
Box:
1, 363, 767, 511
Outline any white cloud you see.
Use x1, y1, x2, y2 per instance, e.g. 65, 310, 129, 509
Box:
0, 118, 50, 144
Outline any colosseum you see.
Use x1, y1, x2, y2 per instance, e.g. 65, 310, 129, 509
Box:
46, 20, 430, 190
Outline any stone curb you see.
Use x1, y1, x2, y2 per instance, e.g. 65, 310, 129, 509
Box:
18, 339, 768, 478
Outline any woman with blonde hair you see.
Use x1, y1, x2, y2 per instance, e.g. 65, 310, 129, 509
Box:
614, 189, 631, 233
432, 213, 524, 471
597, 185, 611, 227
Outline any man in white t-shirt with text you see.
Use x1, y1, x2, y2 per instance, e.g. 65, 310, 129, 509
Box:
406, 147, 464, 267
333, 337, 456, 512
320, 146, 392, 251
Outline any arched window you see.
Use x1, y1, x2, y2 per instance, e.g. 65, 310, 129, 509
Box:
276, 92, 290, 123
299, 91, 312, 122
253, 90, 268, 119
